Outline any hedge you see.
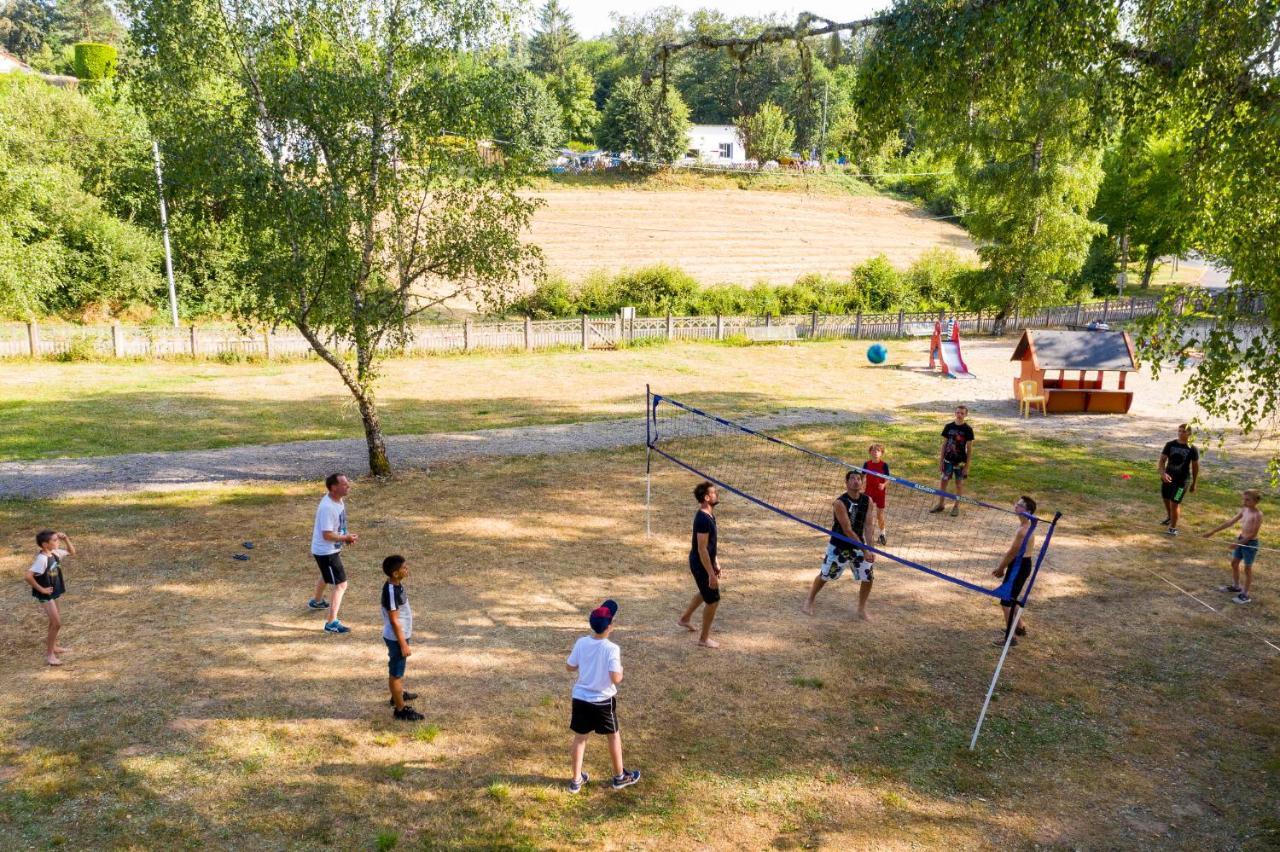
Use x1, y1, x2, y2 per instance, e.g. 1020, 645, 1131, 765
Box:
73, 43, 118, 81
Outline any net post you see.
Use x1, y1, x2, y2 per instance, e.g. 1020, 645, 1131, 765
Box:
645, 385, 653, 537
969, 511, 1062, 750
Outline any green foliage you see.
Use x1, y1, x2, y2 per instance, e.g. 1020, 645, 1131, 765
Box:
596, 76, 690, 163
131, 0, 544, 474
736, 102, 794, 163
507, 253, 976, 318
71, 41, 115, 79
527, 0, 576, 76
544, 63, 599, 142
1, 0, 54, 60
0, 73, 159, 319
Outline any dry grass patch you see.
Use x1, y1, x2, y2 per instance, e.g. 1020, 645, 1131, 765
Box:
0, 424, 1275, 849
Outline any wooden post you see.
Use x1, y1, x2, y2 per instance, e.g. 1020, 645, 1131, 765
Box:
1013, 306, 1020, 329
1074, 302, 1082, 326
27, 320, 38, 356
1129, 296, 1136, 320
464, 318, 473, 352
615, 313, 622, 342
111, 321, 124, 357
1102, 297, 1110, 324
765, 312, 772, 328
581, 315, 589, 350
666, 313, 673, 340
190, 325, 198, 357
977, 309, 983, 334
262, 327, 272, 359
897, 309, 905, 337
523, 316, 532, 352
810, 310, 819, 339
716, 314, 724, 340
855, 312, 862, 338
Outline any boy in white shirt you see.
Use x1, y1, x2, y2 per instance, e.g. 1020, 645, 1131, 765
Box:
26, 530, 76, 666
565, 599, 640, 793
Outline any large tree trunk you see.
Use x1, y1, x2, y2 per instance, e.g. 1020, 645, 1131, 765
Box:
354, 387, 392, 477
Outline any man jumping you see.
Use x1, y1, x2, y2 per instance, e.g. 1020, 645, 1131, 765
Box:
803, 471, 876, 620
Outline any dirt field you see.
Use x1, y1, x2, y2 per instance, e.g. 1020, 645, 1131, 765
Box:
528, 189, 978, 283
0, 417, 1276, 849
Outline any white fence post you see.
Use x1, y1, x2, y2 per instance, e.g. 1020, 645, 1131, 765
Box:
666, 312, 673, 340
464, 319, 473, 352
897, 309, 905, 337
190, 325, 198, 357
524, 316, 532, 352
855, 312, 862, 338
581, 315, 589, 350
27, 321, 38, 357
111, 321, 124, 358
262, 327, 271, 359
716, 314, 724, 340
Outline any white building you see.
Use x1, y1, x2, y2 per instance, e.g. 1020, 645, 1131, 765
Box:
682, 124, 747, 166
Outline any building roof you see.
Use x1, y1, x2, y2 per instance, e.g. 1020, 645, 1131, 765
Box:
1011, 329, 1137, 372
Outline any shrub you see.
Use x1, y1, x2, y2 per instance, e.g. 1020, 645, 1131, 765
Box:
72, 43, 118, 81
611, 265, 698, 315
902, 249, 973, 310
851, 255, 907, 311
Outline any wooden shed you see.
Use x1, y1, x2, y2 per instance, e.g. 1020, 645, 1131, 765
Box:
1011, 329, 1137, 414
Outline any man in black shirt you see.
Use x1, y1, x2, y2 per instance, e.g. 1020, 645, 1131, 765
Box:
679, 481, 723, 648
931, 405, 975, 516
803, 471, 877, 619
1158, 423, 1200, 536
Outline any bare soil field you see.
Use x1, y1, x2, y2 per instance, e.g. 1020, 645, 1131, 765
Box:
528, 189, 978, 283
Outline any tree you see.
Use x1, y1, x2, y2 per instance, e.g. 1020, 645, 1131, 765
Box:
545, 63, 599, 142
1093, 130, 1194, 290
735, 101, 793, 162
54, 0, 120, 44
130, 0, 543, 476
596, 76, 689, 163
648, 2, 1280, 471
528, 0, 576, 76
1, 0, 54, 60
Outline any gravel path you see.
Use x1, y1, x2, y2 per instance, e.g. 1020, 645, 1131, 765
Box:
0, 408, 875, 501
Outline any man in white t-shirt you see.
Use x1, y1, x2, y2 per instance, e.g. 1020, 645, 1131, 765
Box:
565, 599, 640, 792
309, 473, 358, 633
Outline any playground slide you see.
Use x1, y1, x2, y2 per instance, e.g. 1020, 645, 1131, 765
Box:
938, 340, 976, 379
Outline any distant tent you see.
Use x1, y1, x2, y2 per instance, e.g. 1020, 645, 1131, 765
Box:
1011, 329, 1137, 414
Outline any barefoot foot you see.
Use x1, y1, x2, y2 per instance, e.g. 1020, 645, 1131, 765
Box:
46, 655, 62, 666
801, 603, 814, 616
677, 619, 696, 632
54, 646, 70, 654
697, 638, 720, 648
856, 611, 869, 621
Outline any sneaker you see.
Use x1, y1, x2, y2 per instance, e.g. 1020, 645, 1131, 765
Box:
1218, 584, 1244, 593
308, 599, 330, 610
1232, 593, 1252, 605
1159, 517, 1170, 526
611, 769, 641, 790
950, 504, 960, 517
1166, 527, 1178, 536
393, 705, 424, 721
568, 771, 589, 794
324, 620, 351, 633
389, 692, 419, 706
877, 533, 887, 545
929, 505, 945, 514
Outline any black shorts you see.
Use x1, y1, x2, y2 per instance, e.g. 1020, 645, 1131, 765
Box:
314, 552, 347, 585
1000, 557, 1034, 607
1161, 480, 1189, 504
689, 559, 721, 604
570, 697, 619, 735
32, 589, 62, 603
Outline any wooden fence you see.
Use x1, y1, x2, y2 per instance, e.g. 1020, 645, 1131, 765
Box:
0, 294, 1227, 360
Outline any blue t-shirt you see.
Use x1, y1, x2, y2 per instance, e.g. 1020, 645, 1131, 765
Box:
690, 509, 717, 566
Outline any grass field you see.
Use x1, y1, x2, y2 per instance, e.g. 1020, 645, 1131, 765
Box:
0, 341, 905, 461
0, 417, 1277, 849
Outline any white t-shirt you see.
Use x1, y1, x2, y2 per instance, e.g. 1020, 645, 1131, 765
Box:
567, 635, 622, 703
29, 548, 69, 574
311, 494, 347, 556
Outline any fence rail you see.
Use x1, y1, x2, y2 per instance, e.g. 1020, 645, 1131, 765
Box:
0, 294, 1241, 361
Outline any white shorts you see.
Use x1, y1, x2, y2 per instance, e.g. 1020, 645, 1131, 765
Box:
820, 543, 873, 582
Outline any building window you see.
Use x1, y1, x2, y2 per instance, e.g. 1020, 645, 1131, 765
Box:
719, 143, 733, 159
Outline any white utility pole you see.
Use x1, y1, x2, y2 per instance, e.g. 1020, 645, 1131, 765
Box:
152, 140, 180, 327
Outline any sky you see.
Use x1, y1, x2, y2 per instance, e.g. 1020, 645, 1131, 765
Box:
551, 0, 890, 40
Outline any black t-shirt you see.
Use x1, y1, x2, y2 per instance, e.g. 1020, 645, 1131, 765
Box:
942, 422, 975, 464
1162, 440, 1200, 482
32, 551, 66, 597
690, 509, 717, 565
830, 492, 870, 548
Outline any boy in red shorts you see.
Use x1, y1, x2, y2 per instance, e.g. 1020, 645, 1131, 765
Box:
863, 444, 890, 545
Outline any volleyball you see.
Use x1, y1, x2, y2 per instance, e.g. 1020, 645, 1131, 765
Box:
867, 344, 888, 364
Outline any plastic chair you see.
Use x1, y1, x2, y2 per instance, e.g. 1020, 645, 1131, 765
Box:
1019, 380, 1047, 417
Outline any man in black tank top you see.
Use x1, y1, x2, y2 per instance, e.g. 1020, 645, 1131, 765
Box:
803, 472, 877, 619
992, 496, 1038, 646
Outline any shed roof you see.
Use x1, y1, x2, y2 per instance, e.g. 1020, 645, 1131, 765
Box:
1011, 329, 1136, 371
